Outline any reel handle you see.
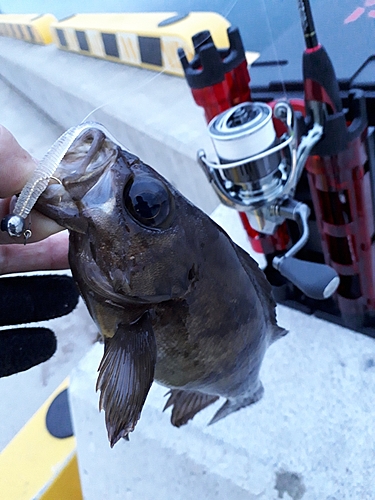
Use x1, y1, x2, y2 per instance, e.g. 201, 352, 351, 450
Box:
272, 199, 339, 300
274, 256, 339, 300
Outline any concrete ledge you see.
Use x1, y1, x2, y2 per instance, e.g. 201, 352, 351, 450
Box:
0, 379, 81, 500
0, 37, 219, 214
70, 306, 375, 500
69, 208, 375, 500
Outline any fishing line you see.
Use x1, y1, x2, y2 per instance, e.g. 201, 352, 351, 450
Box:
81, 66, 168, 123
222, 0, 240, 18
259, 0, 288, 98
3, 1, 254, 239
82, 0, 242, 125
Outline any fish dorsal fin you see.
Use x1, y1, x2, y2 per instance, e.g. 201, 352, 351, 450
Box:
163, 389, 219, 427
96, 312, 156, 446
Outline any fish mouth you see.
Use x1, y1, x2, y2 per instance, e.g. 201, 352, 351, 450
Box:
54, 128, 118, 187
36, 128, 119, 224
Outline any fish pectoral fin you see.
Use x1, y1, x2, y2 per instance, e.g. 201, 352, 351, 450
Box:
163, 389, 219, 428
96, 311, 156, 447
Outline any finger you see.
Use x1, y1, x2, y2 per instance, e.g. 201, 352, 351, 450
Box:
0, 125, 62, 243
0, 274, 79, 325
0, 327, 57, 377
0, 125, 37, 198
0, 126, 64, 243
0, 231, 70, 275
0, 198, 64, 245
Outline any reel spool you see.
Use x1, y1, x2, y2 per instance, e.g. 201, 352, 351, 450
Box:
200, 101, 293, 215
198, 100, 340, 300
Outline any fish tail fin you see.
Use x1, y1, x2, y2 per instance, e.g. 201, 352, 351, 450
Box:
163, 389, 219, 427
208, 382, 264, 425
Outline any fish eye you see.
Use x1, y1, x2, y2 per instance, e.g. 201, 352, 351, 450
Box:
124, 176, 173, 228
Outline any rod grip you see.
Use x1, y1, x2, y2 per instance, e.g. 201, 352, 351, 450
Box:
276, 256, 339, 300
303, 45, 342, 114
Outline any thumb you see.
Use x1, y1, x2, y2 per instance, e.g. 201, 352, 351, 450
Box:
0, 125, 37, 198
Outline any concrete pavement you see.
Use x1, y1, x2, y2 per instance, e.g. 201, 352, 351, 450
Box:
70, 299, 375, 500
68, 207, 375, 500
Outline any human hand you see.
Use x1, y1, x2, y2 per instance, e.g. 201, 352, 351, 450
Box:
0, 125, 79, 377
0, 124, 69, 272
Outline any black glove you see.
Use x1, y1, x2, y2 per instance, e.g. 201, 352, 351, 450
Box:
0, 274, 79, 377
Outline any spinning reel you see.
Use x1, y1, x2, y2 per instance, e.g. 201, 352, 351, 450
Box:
179, 0, 375, 332
198, 100, 339, 300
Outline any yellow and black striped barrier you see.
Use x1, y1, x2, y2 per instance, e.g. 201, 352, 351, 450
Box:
0, 12, 258, 77
0, 379, 82, 500
50, 12, 231, 76
0, 13, 56, 44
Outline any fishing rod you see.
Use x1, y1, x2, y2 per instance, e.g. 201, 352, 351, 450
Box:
179, 24, 339, 301
297, 0, 375, 329
178, 26, 291, 259
297, 0, 342, 118
178, 1, 375, 332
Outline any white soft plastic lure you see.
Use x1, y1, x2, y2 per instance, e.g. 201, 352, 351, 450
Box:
1, 122, 122, 239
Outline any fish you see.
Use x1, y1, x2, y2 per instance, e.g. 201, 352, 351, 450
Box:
35, 125, 287, 447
